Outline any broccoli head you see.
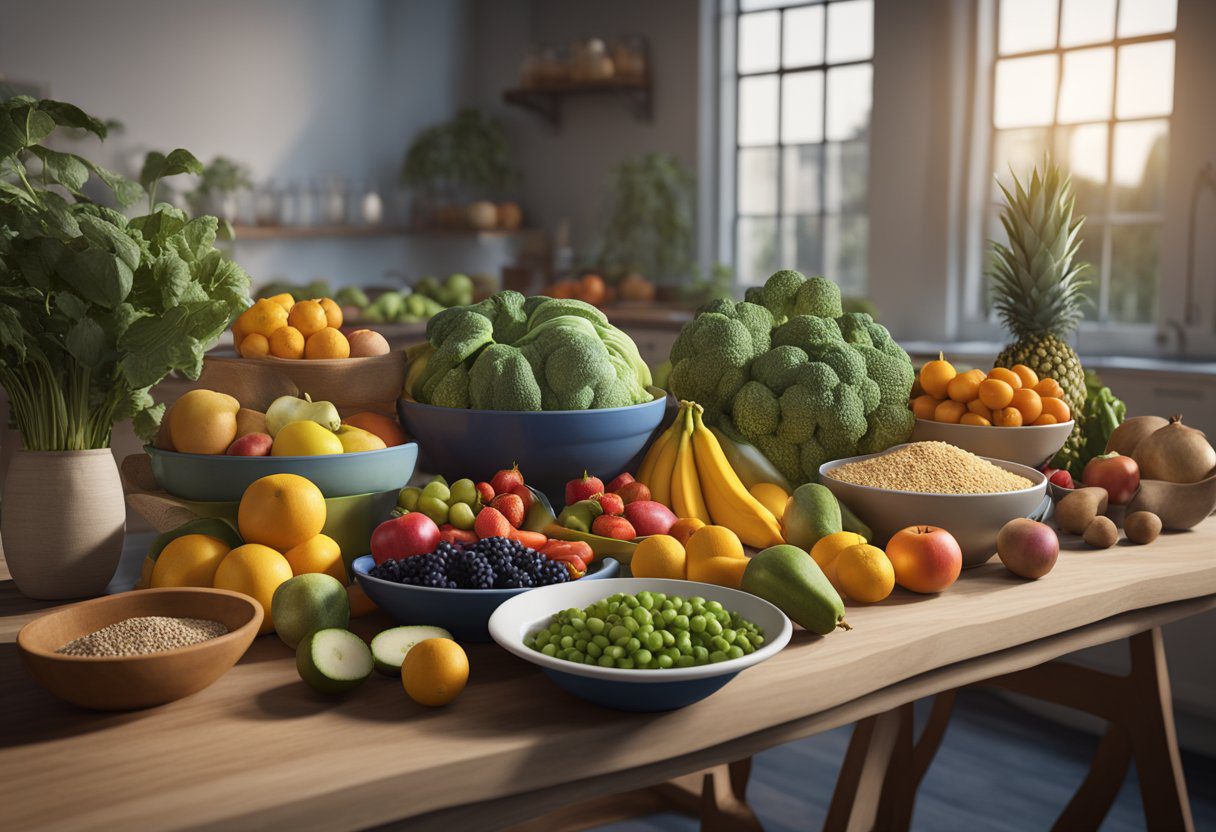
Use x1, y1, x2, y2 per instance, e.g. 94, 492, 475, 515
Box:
668, 302, 774, 421
468, 344, 542, 411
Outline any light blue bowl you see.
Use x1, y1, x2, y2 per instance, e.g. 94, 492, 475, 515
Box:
352, 554, 621, 642
146, 442, 418, 501
396, 393, 667, 503
488, 578, 793, 712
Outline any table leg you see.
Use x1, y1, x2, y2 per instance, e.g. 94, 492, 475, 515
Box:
1052, 724, 1132, 832
824, 706, 911, 832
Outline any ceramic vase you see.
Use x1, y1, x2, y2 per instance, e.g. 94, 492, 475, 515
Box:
1, 449, 125, 599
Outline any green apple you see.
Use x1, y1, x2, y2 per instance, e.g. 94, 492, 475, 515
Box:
449, 478, 478, 506
422, 480, 451, 502
397, 486, 421, 511
449, 502, 476, 530
418, 495, 449, 525
272, 573, 350, 649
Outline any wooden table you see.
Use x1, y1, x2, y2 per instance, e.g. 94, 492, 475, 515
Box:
2, 522, 1214, 832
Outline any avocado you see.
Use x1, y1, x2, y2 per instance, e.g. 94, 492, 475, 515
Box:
148, 517, 243, 562
781, 484, 842, 549
838, 500, 873, 541
742, 544, 849, 635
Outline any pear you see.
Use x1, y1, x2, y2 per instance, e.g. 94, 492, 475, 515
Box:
265, 393, 341, 437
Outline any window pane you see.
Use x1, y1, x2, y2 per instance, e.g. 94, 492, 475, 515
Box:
783, 145, 822, 214
739, 75, 779, 146
738, 11, 780, 74
741, 0, 810, 10
783, 4, 825, 68
992, 127, 1050, 200
998, 0, 1058, 55
1053, 123, 1108, 216
1113, 120, 1168, 212
1117, 0, 1177, 37
737, 217, 781, 287
1057, 47, 1114, 124
826, 0, 873, 64
825, 141, 868, 212
738, 147, 779, 215
1060, 0, 1116, 47
1109, 224, 1158, 323
825, 64, 871, 141
994, 56, 1058, 128
782, 215, 823, 277
1116, 41, 1175, 119
1074, 221, 1103, 320
825, 214, 868, 295
782, 71, 824, 144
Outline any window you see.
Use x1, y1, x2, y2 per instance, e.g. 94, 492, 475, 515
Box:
984, 0, 1176, 326
725, 0, 874, 292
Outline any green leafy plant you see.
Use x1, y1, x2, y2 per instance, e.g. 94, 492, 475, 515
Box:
186, 156, 252, 209
598, 152, 695, 281
400, 108, 518, 199
0, 96, 251, 449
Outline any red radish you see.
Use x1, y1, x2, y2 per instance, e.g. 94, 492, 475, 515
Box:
507, 482, 534, 515
475, 481, 495, 504
622, 500, 677, 536
616, 481, 652, 504
490, 465, 524, 496
1046, 468, 1074, 489
490, 493, 526, 527
565, 471, 605, 506
474, 506, 513, 539
594, 492, 625, 516
592, 514, 637, 540
370, 512, 440, 564
606, 472, 635, 493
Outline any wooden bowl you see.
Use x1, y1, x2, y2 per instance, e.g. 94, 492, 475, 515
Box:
197, 351, 407, 414
17, 588, 262, 711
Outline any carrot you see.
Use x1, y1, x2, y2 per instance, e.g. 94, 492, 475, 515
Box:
511, 529, 549, 550
540, 540, 595, 565
439, 527, 478, 545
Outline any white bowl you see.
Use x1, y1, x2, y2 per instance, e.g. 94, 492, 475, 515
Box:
819, 445, 1048, 568
488, 578, 792, 711
910, 418, 1074, 468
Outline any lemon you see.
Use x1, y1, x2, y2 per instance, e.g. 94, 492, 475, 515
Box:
214, 544, 294, 634
402, 638, 469, 707
151, 534, 231, 588
631, 534, 687, 580
283, 534, 347, 582
272, 420, 343, 456
835, 544, 895, 603
304, 327, 350, 359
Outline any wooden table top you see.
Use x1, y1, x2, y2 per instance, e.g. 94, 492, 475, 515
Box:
2, 521, 1215, 832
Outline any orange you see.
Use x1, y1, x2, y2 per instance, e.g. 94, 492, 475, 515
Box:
347, 581, 378, 618
269, 325, 305, 359
213, 544, 294, 634
992, 406, 1024, 427
402, 638, 469, 707
1040, 396, 1072, 423
305, 327, 350, 359
1011, 364, 1039, 389
283, 533, 347, 582
911, 394, 940, 420
1034, 378, 1064, 399
317, 297, 343, 329
810, 531, 867, 571
933, 399, 967, 424
239, 332, 270, 358
960, 412, 991, 426
919, 353, 956, 399
688, 556, 748, 588
288, 300, 329, 338
685, 525, 745, 562
946, 372, 981, 403
986, 367, 1022, 389
238, 473, 327, 552
967, 399, 992, 419
342, 412, 407, 447
242, 298, 289, 337
966, 368, 987, 383
231, 313, 248, 348
265, 293, 296, 313
1009, 388, 1042, 423
978, 378, 1014, 410
835, 544, 895, 603
668, 517, 706, 545
1032, 414, 1058, 425
151, 534, 232, 588
631, 534, 687, 580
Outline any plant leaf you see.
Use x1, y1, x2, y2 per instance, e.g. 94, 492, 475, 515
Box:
131, 399, 164, 443
153, 253, 191, 308
66, 317, 106, 367
139, 148, 203, 192
55, 291, 89, 320
82, 161, 143, 208
172, 216, 219, 261
12, 236, 69, 292
77, 214, 141, 271
31, 147, 89, 192
58, 248, 133, 309
37, 100, 107, 139
0, 304, 26, 359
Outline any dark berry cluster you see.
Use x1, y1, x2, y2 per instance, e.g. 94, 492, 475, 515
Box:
368, 537, 571, 590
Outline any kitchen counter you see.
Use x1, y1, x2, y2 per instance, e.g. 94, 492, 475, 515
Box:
901, 341, 1216, 377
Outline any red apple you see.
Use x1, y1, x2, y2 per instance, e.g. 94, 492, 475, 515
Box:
565, 471, 605, 506
616, 481, 652, 504
607, 472, 635, 493
996, 518, 1059, 579
1082, 453, 1140, 505
622, 500, 677, 536
226, 433, 272, 456
490, 465, 524, 496
594, 492, 625, 516
370, 512, 440, 564
887, 526, 963, 593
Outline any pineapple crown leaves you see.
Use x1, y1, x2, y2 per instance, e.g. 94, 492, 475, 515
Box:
988, 157, 1091, 338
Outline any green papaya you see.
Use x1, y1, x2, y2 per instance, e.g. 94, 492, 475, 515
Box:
839, 500, 873, 541
148, 517, 243, 562
742, 545, 849, 635
781, 484, 842, 549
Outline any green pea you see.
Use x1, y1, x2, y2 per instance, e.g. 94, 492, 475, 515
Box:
646, 632, 664, 651
624, 616, 640, 633
607, 645, 624, 659
587, 642, 603, 658
706, 618, 723, 637
728, 645, 745, 659
535, 631, 550, 647
709, 650, 728, 663
657, 654, 674, 669
690, 615, 707, 633
575, 638, 588, 651
560, 635, 574, 649
608, 625, 630, 643
568, 650, 585, 663
661, 607, 677, 623
592, 634, 610, 648
722, 628, 737, 644
712, 636, 730, 653
625, 637, 641, 653
616, 658, 635, 669
660, 629, 676, 647
693, 645, 709, 662
634, 649, 653, 665
599, 655, 616, 667
541, 643, 557, 657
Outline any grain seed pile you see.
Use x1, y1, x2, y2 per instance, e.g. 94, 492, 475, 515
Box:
57, 616, 228, 657
825, 441, 1034, 494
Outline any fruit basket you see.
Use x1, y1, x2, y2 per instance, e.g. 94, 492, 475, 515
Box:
910, 418, 1074, 468
199, 351, 407, 415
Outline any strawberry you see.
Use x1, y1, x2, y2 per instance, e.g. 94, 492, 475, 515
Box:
474, 506, 512, 539
594, 492, 625, 516
507, 482, 534, 515
475, 481, 495, 505
592, 514, 636, 541
490, 464, 524, 496
490, 493, 526, 528
565, 471, 605, 506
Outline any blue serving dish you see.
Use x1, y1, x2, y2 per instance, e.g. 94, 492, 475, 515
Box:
351, 554, 621, 642
396, 392, 667, 503
145, 442, 418, 501
488, 578, 793, 712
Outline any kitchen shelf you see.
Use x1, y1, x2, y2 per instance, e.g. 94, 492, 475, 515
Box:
229, 225, 530, 242
502, 77, 652, 129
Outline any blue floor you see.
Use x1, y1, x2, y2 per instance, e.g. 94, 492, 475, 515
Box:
593, 690, 1216, 832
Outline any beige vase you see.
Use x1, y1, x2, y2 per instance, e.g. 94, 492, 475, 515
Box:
1, 449, 125, 599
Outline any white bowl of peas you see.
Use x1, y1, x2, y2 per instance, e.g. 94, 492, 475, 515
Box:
488, 578, 793, 711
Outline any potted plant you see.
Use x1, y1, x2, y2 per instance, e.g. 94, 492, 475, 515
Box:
185, 155, 252, 223
0, 96, 251, 599
597, 152, 695, 284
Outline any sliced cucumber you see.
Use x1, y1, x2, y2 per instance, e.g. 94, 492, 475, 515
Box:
371, 625, 453, 676
296, 628, 373, 694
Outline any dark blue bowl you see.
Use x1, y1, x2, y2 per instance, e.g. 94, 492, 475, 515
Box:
146, 442, 418, 501
396, 393, 666, 503
541, 668, 739, 712
351, 554, 621, 642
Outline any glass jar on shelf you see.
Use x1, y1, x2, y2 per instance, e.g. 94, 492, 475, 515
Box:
570, 37, 614, 83
254, 181, 279, 226
322, 177, 348, 225
359, 180, 383, 226
611, 35, 648, 81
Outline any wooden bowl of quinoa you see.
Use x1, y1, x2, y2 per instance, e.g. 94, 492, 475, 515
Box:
16, 587, 261, 710
819, 442, 1047, 568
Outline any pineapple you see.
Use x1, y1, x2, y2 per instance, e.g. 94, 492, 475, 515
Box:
988, 159, 1089, 469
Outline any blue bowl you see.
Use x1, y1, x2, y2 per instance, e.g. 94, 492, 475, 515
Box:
488, 578, 793, 712
396, 393, 666, 503
351, 554, 621, 642
146, 442, 418, 501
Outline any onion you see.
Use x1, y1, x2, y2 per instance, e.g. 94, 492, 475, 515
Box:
1132, 414, 1216, 484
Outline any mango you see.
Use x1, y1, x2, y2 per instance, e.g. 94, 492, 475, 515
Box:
168, 389, 240, 454
781, 483, 842, 550
742, 544, 848, 634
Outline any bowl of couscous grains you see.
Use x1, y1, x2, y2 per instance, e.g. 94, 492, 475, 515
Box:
16, 587, 262, 710
819, 441, 1048, 568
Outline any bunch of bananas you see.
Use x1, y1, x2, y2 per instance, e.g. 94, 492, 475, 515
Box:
638, 400, 784, 549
